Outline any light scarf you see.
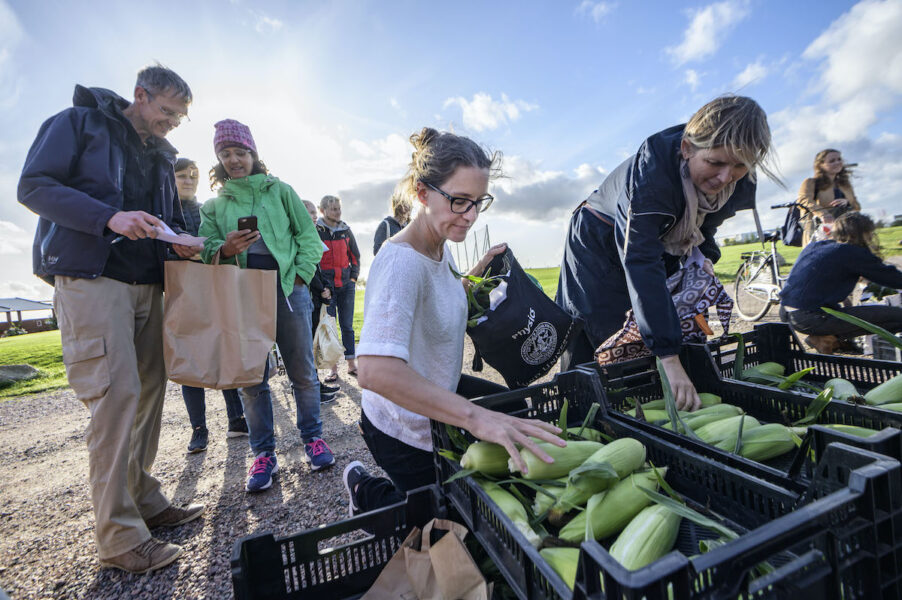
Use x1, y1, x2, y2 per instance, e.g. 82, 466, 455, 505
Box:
661, 159, 736, 257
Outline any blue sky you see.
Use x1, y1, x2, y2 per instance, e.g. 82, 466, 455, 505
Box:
2, 0, 901, 300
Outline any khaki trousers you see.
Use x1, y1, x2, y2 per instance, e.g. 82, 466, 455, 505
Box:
54, 276, 171, 559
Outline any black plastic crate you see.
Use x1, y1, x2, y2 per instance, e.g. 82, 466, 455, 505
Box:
578, 348, 902, 492
706, 322, 902, 388
431, 370, 902, 600
231, 485, 447, 600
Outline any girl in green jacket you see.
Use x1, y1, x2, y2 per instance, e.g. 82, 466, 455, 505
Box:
199, 119, 335, 493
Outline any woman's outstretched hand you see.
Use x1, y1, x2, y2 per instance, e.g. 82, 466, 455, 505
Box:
468, 243, 508, 278
465, 406, 565, 475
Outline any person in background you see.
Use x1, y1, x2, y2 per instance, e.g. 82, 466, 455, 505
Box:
342, 128, 564, 516
316, 195, 361, 382
780, 212, 902, 354
18, 65, 204, 574
373, 192, 412, 256
199, 119, 335, 493
172, 157, 248, 452
555, 95, 781, 410
302, 199, 340, 404
797, 149, 860, 246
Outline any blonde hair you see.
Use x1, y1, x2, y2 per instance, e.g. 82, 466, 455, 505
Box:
813, 148, 853, 190
683, 95, 781, 186
399, 127, 501, 198
301, 199, 317, 214
319, 194, 340, 211
390, 193, 412, 220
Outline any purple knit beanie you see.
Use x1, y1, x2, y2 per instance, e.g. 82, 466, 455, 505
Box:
213, 119, 257, 155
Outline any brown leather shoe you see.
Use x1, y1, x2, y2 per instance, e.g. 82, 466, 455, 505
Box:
804, 334, 840, 354
100, 538, 183, 574
145, 503, 205, 529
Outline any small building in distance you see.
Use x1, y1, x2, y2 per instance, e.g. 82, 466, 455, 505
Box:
0, 298, 56, 335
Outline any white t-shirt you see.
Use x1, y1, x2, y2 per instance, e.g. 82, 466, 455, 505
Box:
358, 240, 467, 451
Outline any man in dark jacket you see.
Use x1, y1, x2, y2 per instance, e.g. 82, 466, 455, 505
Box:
17, 65, 204, 574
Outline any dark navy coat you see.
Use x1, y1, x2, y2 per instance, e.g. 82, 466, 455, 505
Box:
556, 124, 756, 359
18, 85, 182, 284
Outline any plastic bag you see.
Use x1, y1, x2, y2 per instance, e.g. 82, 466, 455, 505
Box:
313, 305, 344, 369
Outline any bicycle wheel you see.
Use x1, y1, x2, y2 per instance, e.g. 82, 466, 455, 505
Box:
734, 256, 774, 321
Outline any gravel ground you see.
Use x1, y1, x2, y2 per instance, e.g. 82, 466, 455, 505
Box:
0, 312, 778, 600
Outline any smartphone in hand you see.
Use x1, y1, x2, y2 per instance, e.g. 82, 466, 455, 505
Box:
237, 216, 258, 232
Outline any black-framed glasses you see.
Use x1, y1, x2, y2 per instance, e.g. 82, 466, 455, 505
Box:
425, 182, 494, 214
142, 87, 190, 124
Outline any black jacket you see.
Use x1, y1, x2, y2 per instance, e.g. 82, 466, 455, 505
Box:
18, 85, 182, 283
373, 215, 404, 256
566, 124, 756, 356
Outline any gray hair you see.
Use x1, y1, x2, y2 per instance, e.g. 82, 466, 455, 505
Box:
683, 95, 781, 186
136, 63, 193, 103
400, 127, 501, 197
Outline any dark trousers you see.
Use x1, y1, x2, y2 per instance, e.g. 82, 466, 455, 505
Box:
327, 282, 356, 358
782, 305, 902, 338
353, 374, 508, 513
181, 386, 243, 430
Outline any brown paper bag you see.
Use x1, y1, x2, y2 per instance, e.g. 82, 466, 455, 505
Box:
363, 518, 492, 600
162, 260, 277, 389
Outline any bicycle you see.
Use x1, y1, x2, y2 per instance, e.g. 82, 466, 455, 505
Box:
733, 202, 824, 321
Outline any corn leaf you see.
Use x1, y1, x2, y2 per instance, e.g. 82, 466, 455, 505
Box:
573, 402, 600, 439
794, 387, 834, 426
445, 423, 470, 452
656, 357, 702, 440
649, 462, 681, 503
822, 307, 902, 350
777, 367, 815, 390
732, 414, 746, 455
731, 332, 745, 380
505, 483, 537, 522
584, 491, 606, 542
437, 449, 461, 462
638, 486, 739, 540
698, 539, 775, 577
567, 461, 620, 487
558, 398, 569, 440
444, 468, 477, 484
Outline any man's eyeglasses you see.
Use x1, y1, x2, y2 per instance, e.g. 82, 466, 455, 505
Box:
425, 182, 494, 214
142, 88, 190, 124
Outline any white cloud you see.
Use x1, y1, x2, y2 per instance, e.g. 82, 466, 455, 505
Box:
575, 1, 616, 23
684, 69, 701, 91
732, 60, 768, 88
0, 1, 24, 109
0, 219, 29, 255
491, 155, 604, 220
0, 279, 50, 300
667, 1, 750, 66
443, 93, 538, 132
389, 97, 406, 118
253, 12, 283, 33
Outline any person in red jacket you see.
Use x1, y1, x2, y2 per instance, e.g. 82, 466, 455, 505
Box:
317, 195, 361, 381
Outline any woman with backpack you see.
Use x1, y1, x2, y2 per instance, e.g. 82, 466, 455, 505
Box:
797, 149, 860, 246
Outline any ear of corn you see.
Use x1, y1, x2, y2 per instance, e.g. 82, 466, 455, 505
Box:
714, 423, 796, 461
476, 480, 541, 547
558, 468, 664, 542
609, 504, 682, 571
627, 393, 720, 413
460, 441, 511, 476
566, 426, 605, 442
864, 373, 902, 406
695, 415, 762, 446
532, 476, 569, 515
819, 423, 880, 438
549, 438, 647, 522
825, 378, 861, 402
878, 403, 902, 413
625, 408, 672, 422
662, 404, 743, 432
510, 440, 604, 480
741, 362, 786, 384
539, 547, 580, 590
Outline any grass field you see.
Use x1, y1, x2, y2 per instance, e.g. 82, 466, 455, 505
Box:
0, 330, 67, 399
4, 226, 900, 399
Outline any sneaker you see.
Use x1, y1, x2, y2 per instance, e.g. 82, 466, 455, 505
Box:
187, 426, 208, 453
320, 391, 337, 404
305, 438, 336, 471
246, 451, 279, 492
146, 503, 205, 529
320, 383, 340, 394
100, 538, 183, 574
227, 417, 250, 438
342, 460, 369, 517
